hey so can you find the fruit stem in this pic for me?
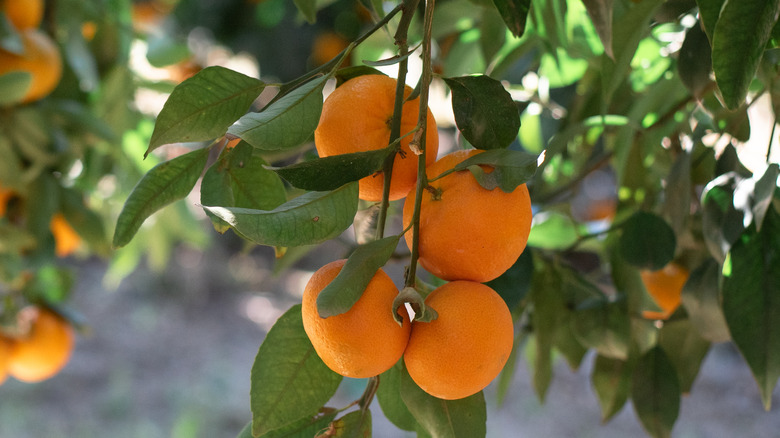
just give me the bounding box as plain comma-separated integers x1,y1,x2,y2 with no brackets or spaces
376,0,419,240
404,0,435,288
358,375,380,411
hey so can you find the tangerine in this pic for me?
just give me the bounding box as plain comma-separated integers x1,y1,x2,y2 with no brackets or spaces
640,262,689,320
0,335,14,385
402,149,533,282
314,74,439,202
301,259,411,378
1,0,44,30
0,28,62,103
403,281,514,400
50,213,81,257
8,307,75,383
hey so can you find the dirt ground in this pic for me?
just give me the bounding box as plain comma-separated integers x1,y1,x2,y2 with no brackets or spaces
1,235,778,438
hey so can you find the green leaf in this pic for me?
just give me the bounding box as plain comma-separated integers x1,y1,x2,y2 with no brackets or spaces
479,6,507,65
678,20,712,98
400,363,487,438
752,163,780,231
571,298,630,360
0,71,31,106
293,0,317,23
658,319,711,394
250,305,343,437
147,66,265,156
328,409,372,438
485,248,534,310
443,75,521,150
591,355,633,422
491,0,531,37
722,208,780,410
377,361,420,432
618,211,676,270
680,259,730,343
113,147,210,248
203,183,358,247
316,235,401,317
200,141,287,233
228,75,326,151
269,148,393,192
60,188,110,257
695,0,726,43
529,261,567,402
447,148,537,193
582,0,614,59
711,0,780,109
239,408,338,438
631,346,681,438
701,173,746,263
662,150,692,237
526,212,579,250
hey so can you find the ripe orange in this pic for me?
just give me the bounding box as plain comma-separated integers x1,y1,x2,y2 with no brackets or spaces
0,29,62,103
640,262,689,320
302,259,411,378
8,307,75,383
314,74,439,202
0,335,14,385
403,149,533,282
311,31,350,66
404,281,514,400
50,213,81,257
0,185,14,217
1,0,44,30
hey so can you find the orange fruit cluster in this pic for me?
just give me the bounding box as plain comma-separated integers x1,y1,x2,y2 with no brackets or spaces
0,0,62,104
314,75,439,202
0,306,76,385
640,262,689,320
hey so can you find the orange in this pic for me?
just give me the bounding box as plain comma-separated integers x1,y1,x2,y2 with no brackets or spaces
402,149,533,282
403,281,514,400
0,335,14,385
8,306,75,382
311,31,350,66
314,75,439,202
0,29,62,103
1,0,44,30
640,262,689,320
50,213,81,257
0,185,14,217
301,259,411,378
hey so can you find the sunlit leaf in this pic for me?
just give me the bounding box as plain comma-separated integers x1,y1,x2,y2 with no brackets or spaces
722,208,780,410
147,66,265,156
228,75,326,151
527,212,578,250
250,305,342,437
582,0,613,59
712,0,780,109
631,346,681,438
203,183,358,247
268,147,393,192
113,148,210,248
316,235,401,317
444,75,521,150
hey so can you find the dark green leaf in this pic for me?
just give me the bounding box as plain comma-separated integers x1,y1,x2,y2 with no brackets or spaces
711,0,780,109
113,148,210,248
240,408,338,438
591,355,633,422
228,75,326,151
147,66,265,156
444,75,521,150
329,409,372,438
491,0,530,37
293,0,317,23
631,346,681,438
0,71,31,106
572,298,630,360
377,361,420,432
618,211,676,270
722,208,780,410
201,141,287,232
680,259,730,343
250,305,343,437
316,235,401,317
695,0,726,43
529,261,567,402
582,0,614,59
60,188,110,257
662,150,692,237
752,163,779,231
269,148,393,192
446,148,537,192
678,21,712,98
658,319,711,394
400,363,487,438
485,249,533,310
203,183,358,247
701,173,746,263
334,66,385,86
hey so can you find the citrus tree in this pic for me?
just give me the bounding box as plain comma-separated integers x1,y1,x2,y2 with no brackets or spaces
2,0,780,437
